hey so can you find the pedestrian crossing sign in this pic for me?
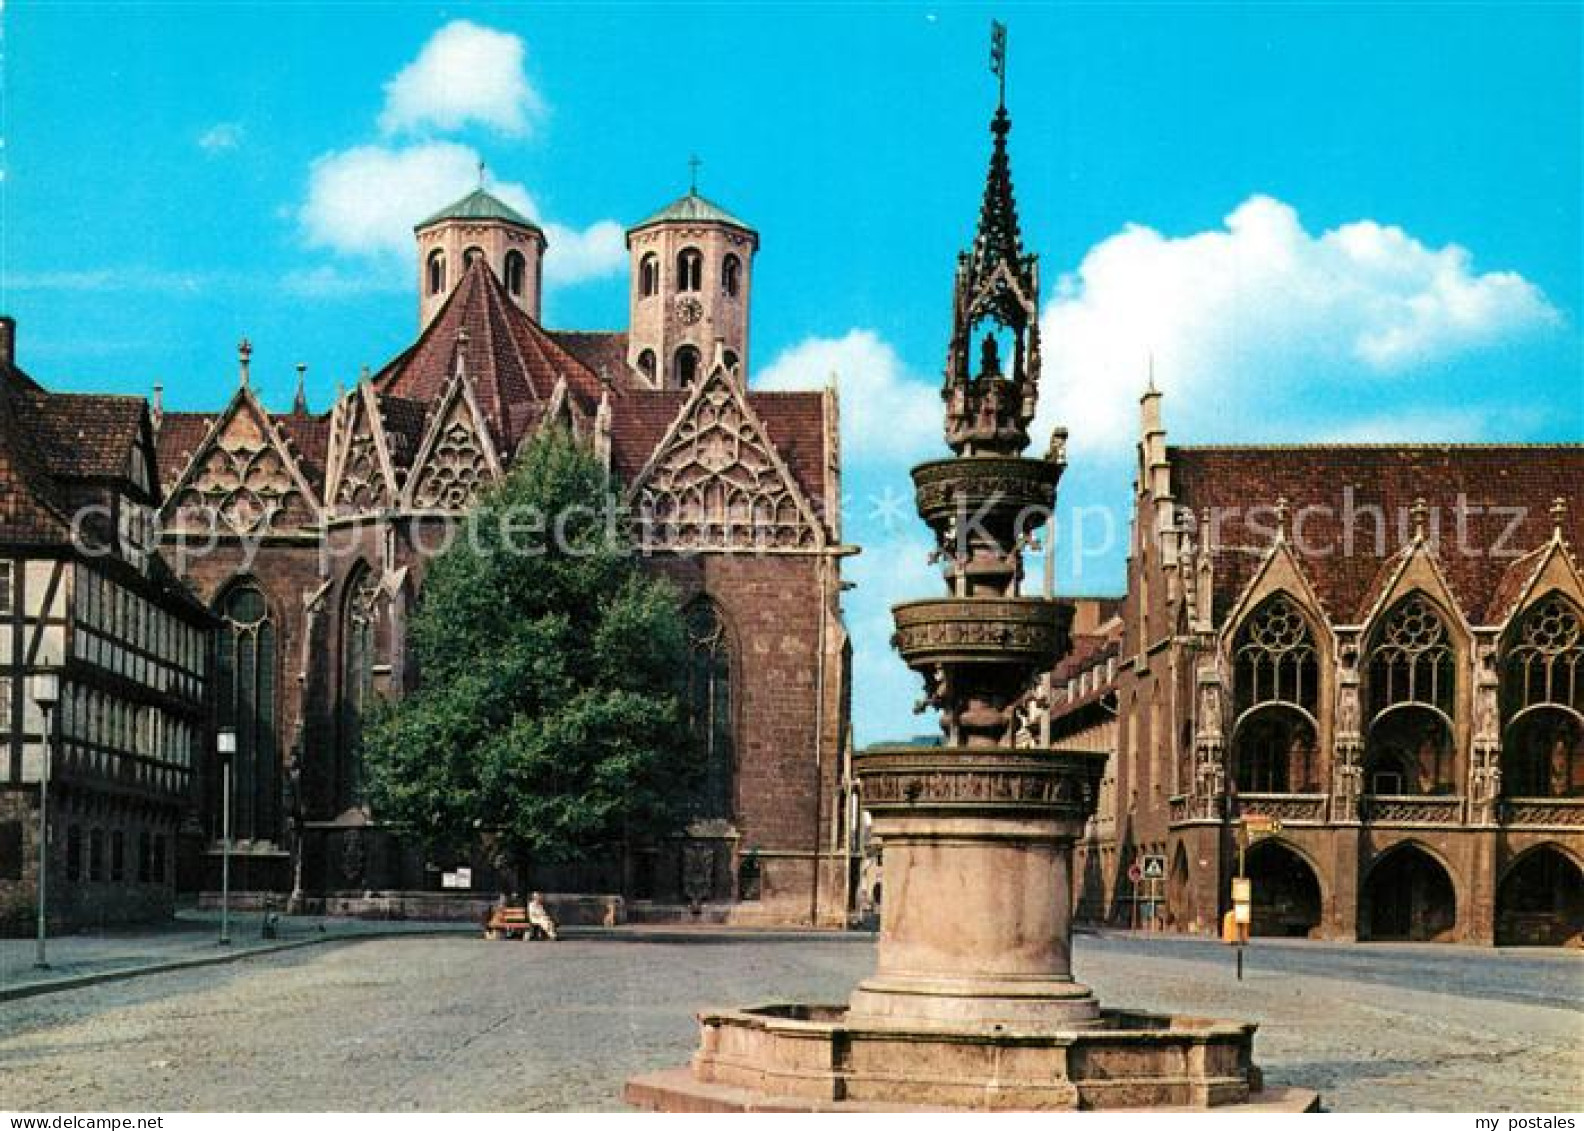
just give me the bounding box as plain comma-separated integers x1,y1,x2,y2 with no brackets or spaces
1140,855,1166,880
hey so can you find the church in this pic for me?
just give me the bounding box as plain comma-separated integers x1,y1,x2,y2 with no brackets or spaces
141,182,855,926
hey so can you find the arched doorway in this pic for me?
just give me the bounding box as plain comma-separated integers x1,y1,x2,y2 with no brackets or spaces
1245,840,1322,938
1496,846,1584,946
1360,844,1457,941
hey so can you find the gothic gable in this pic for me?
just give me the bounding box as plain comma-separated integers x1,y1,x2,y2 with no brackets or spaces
164,384,321,536
630,359,824,552
402,371,502,512
327,383,398,515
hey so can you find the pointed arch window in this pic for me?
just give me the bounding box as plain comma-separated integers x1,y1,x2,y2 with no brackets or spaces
686,600,734,821
1503,593,1584,797
722,254,741,297
1231,595,1320,794
504,250,526,297
1233,595,1319,717
216,582,278,843
640,253,660,297
1365,594,1457,795
674,346,701,389
677,247,703,293
339,566,387,812
427,250,446,296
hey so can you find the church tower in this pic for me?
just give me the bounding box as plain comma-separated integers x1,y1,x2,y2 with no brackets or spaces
415,186,546,328
626,186,758,389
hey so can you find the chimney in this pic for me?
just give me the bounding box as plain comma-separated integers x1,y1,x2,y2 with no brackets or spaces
0,316,15,368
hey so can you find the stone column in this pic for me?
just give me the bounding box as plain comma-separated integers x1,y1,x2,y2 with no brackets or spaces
848,748,1102,1027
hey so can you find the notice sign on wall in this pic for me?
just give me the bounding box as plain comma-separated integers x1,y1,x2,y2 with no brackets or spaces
441,867,473,890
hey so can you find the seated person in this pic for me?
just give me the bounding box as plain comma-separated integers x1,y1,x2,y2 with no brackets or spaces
527,891,559,941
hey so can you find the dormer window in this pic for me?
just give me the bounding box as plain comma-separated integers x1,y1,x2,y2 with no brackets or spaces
677,247,703,293
427,250,446,296
505,250,526,297
640,254,659,297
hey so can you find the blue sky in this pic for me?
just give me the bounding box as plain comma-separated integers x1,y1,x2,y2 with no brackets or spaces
2,3,1580,743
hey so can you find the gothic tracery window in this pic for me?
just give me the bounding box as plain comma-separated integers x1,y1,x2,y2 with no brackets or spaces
686,601,734,821
216,582,278,842
338,566,386,811
1230,595,1320,794
1365,593,1457,795
1503,592,1584,797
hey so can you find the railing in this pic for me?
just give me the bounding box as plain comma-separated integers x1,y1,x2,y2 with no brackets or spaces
1360,794,1464,825
1236,793,1328,824
1499,797,1584,828
1168,794,1223,824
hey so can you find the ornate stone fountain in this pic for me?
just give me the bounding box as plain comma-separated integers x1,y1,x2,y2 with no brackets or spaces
626,63,1318,1114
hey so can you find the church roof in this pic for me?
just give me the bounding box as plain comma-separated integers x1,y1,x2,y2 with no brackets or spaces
373,257,605,459
630,190,754,234
415,188,540,232
1170,443,1584,626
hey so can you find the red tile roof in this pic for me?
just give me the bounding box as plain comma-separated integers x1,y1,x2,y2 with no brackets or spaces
154,412,214,493
1171,444,1584,625
373,258,603,455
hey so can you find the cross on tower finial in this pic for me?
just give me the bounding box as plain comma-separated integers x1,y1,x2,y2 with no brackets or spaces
688,154,702,195
477,159,486,189
237,337,252,386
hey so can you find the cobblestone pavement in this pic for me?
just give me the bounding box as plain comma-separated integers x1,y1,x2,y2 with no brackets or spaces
1,931,1579,1112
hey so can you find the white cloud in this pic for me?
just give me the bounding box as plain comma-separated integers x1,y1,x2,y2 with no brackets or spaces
756,330,942,464
1036,195,1562,452
379,20,542,138
300,141,533,258
197,122,244,152
542,220,627,287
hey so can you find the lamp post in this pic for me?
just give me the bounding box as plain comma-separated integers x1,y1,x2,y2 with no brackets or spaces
30,671,60,971
217,727,236,946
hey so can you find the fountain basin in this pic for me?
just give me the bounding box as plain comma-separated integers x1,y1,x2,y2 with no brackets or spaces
624,1004,1320,1111
912,455,1064,535
891,597,1071,671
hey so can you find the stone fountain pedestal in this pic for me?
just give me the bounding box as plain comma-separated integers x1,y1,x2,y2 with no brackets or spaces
624,741,1318,1112
625,68,1317,1113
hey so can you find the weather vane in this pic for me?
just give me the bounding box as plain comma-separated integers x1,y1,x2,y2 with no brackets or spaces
990,19,1007,108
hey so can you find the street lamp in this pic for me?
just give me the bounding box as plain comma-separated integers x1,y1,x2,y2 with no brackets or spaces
216,727,237,946
29,671,60,971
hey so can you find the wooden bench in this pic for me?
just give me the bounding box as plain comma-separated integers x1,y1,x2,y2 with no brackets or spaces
484,906,533,940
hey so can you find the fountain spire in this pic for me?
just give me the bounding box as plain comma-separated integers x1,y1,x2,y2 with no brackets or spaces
944,34,1042,457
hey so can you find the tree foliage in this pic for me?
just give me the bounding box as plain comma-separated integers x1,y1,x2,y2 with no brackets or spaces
361,429,694,876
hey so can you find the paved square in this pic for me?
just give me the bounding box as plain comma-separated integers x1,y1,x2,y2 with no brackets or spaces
1,931,1579,1112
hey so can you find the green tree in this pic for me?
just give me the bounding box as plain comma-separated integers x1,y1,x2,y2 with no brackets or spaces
361,428,695,887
